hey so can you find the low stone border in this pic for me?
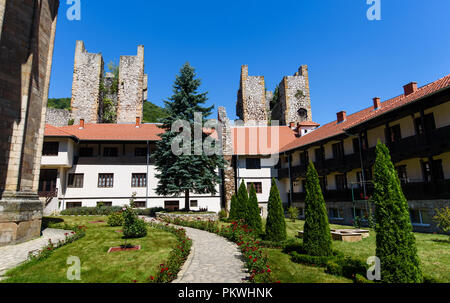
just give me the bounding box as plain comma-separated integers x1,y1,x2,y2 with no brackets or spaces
156,212,218,222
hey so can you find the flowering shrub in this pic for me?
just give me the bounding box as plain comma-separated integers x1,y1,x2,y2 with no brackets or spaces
162,217,273,283
28,224,86,262
146,222,192,283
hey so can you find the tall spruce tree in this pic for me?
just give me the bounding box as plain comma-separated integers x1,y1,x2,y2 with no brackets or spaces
235,180,249,221
152,63,225,211
303,162,333,256
373,141,422,283
247,183,263,234
265,178,287,241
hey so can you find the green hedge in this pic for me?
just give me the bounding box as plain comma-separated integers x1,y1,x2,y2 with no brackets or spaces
60,206,164,217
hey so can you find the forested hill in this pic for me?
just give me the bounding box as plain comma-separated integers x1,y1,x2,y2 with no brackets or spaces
47,98,168,123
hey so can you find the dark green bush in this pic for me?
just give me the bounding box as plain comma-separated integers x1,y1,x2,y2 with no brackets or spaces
372,142,422,283
265,178,287,242
303,162,333,257
290,251,332,267
247,184,263,234
122,206,147,238
107,212,124,227
340,257,368,279
218,209,228,220
60,206,123,216
325,261,343,276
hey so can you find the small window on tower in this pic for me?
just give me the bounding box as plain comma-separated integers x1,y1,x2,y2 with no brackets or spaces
298,108,308,120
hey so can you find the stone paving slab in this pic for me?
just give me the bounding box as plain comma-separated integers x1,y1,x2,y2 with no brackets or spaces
0,228,71,280
144,217,249,283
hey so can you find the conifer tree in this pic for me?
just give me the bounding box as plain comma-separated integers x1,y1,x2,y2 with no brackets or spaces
303,162,333,256
265,178,287,241
229,194,238,220
247,183,263,234
373,141,422,283
152,63,225,211
235,180,249,221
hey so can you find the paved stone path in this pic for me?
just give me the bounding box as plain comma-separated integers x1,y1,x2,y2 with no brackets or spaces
0,228,71,281
144,218,249,283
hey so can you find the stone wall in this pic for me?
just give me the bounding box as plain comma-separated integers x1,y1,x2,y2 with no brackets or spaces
236,65,268,124
45,108,72,126
0,0,60,246
70,41,104,124
156,212,219,222
273,65,312,125
117,45,146,124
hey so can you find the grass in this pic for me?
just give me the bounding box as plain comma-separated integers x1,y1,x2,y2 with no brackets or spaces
2,216,177,283
263,219,450,283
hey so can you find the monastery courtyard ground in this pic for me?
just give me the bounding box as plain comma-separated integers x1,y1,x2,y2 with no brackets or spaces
0,215,448,283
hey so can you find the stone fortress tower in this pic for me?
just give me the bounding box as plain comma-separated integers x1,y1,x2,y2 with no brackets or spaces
117,45,147,124
271,65,312,125
70,41,104,124
236,64,313,126
236,65,268,124
48,41,148,126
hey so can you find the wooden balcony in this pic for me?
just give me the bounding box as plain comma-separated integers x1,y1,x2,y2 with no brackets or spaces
279,125,450,180
288,180,450,203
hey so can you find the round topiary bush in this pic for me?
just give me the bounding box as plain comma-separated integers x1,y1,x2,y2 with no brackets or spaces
107,212,124,227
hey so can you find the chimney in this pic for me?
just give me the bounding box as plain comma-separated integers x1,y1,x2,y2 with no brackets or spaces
336,111,347,123
373,97,381,110
79,119,85,129
403,82,418,96
289,122,296,129
136,117,141,127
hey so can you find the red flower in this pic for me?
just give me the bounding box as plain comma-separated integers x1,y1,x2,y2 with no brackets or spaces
133,280,137,283
267,269,271,273
150,276,154,280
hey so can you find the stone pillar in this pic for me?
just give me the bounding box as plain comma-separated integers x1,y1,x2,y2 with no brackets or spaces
70,41,104,125
117,45,146,124
218,107,236,213
0,0,60,246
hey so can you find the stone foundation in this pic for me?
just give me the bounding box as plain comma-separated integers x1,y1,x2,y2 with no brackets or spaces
0,192,44,246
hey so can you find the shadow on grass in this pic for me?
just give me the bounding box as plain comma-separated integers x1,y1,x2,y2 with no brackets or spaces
431,238,450,244
41,217,65,231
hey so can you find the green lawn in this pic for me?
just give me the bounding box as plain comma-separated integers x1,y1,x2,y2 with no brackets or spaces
2,216,177,283
264,219,450,283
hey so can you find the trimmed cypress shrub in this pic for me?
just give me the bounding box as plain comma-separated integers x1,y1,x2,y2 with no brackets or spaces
372,141,422,283
265,178,287,241
235,180,249,222
229,195,238,220
303,162,333,256
247,183,263,234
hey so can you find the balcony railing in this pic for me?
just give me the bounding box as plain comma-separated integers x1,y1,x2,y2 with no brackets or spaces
279,124,450,179
288,180,450,203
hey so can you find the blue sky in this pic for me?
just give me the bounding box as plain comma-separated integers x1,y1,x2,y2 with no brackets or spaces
50,0,450,125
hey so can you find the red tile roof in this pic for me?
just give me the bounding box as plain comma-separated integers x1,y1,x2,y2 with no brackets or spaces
45,123,163,141
279,74,450,153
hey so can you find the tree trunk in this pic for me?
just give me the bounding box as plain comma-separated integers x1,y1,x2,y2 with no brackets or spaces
185,189,190,212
